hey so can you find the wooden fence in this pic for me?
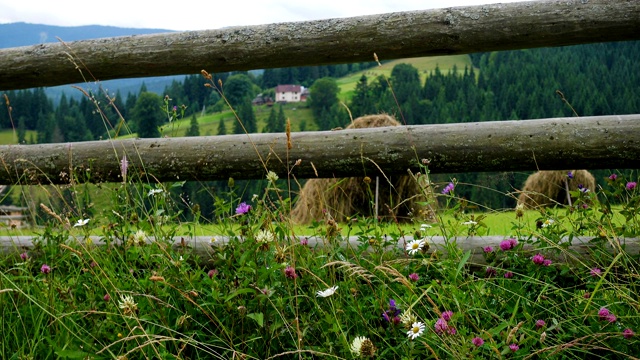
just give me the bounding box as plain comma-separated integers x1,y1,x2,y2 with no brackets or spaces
0,0,639,257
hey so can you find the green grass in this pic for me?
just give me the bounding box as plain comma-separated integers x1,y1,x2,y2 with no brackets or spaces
337,55,474,102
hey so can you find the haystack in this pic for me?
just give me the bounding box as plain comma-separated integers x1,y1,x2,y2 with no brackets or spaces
517,170,596,208
290,114,435,223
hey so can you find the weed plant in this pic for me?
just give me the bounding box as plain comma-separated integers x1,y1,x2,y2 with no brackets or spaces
0,67,638,360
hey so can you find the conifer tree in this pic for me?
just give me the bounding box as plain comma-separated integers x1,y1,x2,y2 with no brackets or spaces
185,114,200,136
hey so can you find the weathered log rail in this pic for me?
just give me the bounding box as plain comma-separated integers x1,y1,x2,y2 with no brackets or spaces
0,0,639,90
3,235,637,265
0,115,638,184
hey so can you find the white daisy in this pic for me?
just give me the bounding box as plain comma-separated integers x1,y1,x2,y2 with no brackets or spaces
73,218,90,227
407,321,425,340
405,239,425,255
316,285,338,298
542,219,555,228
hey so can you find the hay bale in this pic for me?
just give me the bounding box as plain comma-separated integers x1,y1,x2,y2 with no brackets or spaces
517,170,596,208
291,114,435,223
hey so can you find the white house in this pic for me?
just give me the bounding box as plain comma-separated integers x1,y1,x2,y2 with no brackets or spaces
275,84,308,103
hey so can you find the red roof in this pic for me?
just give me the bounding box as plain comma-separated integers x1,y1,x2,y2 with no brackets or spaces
275,84,302,93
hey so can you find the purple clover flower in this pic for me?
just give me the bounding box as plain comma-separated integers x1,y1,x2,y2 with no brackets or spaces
434,318,448,335
606,314,617,323
590,268,602,277
208,269,218,279
623,328,635,339
504,271,514,279
235,202,251,215
598,307,610,320
609,174,618,181
486,267,497,277
627,182,637,190
441,182,455,195
499,238,518,251
408,273,419,282
483,246,494,253
532,253,545,265
472,337,484,347
284,265,297,279
543,259,553,266
441,311,453,321
535,319,546,329
20,252,28,261
509,344,519,352
300,237,309,246
40,264,51,274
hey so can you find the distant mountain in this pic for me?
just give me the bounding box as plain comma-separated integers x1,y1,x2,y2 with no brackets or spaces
0,22,186,100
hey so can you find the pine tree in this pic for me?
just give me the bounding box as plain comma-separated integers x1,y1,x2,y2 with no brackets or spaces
263,106,277,133
275,104,286,132
132,92,162,138
233,99,257,134
185,114,200,136
217,119,227,135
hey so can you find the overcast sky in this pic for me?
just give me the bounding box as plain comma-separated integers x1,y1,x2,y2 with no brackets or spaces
0,0,522,31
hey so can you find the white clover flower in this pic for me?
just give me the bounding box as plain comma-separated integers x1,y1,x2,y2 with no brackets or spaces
420,223,432,230
266,171,279,183
400,310,418,327
405,239,425,255
462,220,478,225
148,188,164,196
542,219,555,228
350,336,366,355
118,294,138,316
256,229,275,244
73,218,90,227
133,229,146,245
316,285,338,298
407,321,425,340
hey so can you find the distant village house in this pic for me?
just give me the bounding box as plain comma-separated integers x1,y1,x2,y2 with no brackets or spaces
275,85,309,103
0,205,28,228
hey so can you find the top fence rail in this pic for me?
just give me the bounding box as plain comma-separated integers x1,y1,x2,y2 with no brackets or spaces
0,0,639,91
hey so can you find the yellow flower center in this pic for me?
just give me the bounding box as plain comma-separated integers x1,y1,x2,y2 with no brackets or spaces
412,243,419,249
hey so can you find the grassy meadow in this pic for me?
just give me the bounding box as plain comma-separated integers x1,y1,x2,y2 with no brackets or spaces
0,55,638,359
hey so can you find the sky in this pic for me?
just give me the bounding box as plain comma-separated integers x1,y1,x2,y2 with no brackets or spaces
0,0,522,31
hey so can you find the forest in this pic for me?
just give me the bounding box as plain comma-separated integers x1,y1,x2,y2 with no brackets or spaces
1,41,638,219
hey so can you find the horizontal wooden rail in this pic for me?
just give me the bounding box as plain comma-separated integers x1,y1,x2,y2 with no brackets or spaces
2,235,636,266
0,115,638,185
1,0,639,90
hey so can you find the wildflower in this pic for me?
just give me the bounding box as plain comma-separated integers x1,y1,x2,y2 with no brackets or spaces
235,202,251,215
499,238,518,251
590,268,602,277
578,184,589,193
40,264,51,274
434,318,449,335
350,336,376,357
626,181,637,190
606,314,617,323
103,294,110,302
532,253,545,265
73,218,90,227
405,239,425,255
131,229,146,246
284,265,297,279
448,327,457,335
515,203,525,218
583,292,591,299
485,267,497,277
509,343,519,352
483,246,493,253
316,286,338,298
441,182,455,195
120,155,128,180
407,322,425,339
462,220,477,225
256,229,275,244
598,307,611,320
383,299,401,323
207,269,218,278
623,328,635,339
148,188,163,196
400,310,417,327
300,237,309,246
504,271,514,279
90,261,98,268
543,259,553,266
441,311,454,321
472,337,484,347
535,319,546,329
541,219,554,228
266,171,279,183
19,252,28,261
567,171,574,179
118,294,138,316
420,223,432,230
408,273,419,282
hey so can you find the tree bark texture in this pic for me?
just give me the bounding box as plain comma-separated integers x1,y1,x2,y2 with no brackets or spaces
2,235,636,266
0,115,638,185
0,0,638,90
